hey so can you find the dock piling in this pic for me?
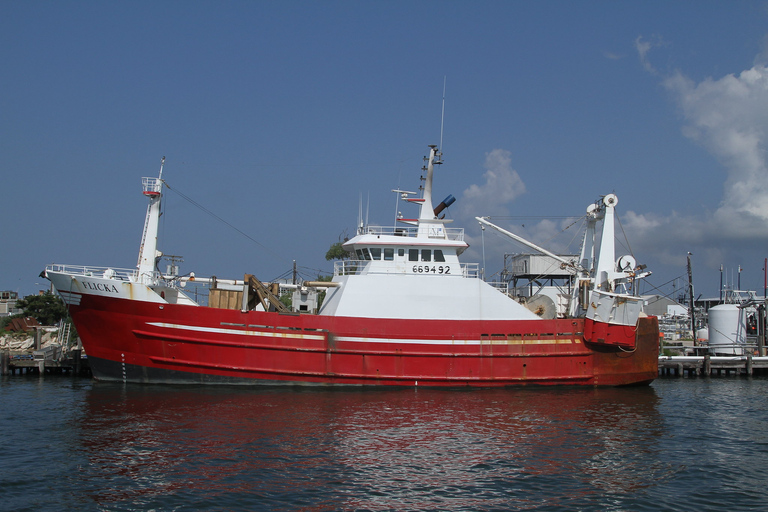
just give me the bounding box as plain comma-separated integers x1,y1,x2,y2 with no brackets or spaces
72,349,81,375
659,355,768,378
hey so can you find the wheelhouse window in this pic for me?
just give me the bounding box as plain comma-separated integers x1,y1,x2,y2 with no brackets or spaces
370,248,382,260
408,249,419,261
384,248,394,261
421,249,431,262
434,249,445,262
398,248,405,257
361,248,372,260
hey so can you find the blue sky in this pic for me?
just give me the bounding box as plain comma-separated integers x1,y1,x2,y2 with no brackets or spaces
3,1,768,301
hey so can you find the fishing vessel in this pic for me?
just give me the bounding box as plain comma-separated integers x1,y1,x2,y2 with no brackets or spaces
44,146,659,386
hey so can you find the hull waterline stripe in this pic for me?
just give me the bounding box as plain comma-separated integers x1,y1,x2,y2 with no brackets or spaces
336,336,577,346
146,322,578,347
146,322,326,341
133,329,592,357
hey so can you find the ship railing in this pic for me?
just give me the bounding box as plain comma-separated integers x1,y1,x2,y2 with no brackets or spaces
487,281,510,293
363,225,465,241
463,263,480,278
334,260,479,278
142,177,163,194
46,264,139,282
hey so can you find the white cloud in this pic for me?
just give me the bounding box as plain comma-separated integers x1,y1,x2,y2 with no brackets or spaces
454,149,531,272
459,149,526,219
664,66,768,226
459,44,768,290
635,35,666,75
627,42,768,288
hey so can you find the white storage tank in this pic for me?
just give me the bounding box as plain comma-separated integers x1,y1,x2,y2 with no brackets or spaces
707,304,746,356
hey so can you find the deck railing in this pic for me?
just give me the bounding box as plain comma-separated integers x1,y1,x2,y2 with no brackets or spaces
362,225,465,241
46,264,139,281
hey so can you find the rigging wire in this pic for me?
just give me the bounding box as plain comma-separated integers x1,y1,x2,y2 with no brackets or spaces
162,181,338,282
482,215,577,220
297,266,330,277
615,213,634,257
483,213,589,254
271,265,329,283
565,217,586,252
639,274,689,300
162,181,291,266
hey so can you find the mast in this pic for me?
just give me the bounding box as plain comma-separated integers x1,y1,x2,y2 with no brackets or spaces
594,194,618,291
418,145,440,220
136,157,165,284
687,252,696,337
579,203,599,276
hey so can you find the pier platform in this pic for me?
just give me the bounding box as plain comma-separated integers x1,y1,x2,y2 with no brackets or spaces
658,355,768,377
1,349,91,377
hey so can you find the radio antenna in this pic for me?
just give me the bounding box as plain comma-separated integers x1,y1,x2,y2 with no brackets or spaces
439,76,446,150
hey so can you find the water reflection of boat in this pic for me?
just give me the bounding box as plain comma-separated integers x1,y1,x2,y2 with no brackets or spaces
77,385,669,510
46,146,658,386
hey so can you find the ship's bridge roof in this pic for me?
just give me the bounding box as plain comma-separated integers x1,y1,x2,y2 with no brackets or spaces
343,225,468,250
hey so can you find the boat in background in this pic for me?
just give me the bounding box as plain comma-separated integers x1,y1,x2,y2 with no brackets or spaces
44,146,658,386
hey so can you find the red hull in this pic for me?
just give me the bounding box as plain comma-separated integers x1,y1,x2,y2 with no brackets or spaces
70,294,659,387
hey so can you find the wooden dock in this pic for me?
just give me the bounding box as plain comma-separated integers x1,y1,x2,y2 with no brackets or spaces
658,355,768,377
1,349,91,377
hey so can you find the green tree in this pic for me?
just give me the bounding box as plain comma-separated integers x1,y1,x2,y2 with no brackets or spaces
15,291,68,325
325,241,349,261
325,232,351,261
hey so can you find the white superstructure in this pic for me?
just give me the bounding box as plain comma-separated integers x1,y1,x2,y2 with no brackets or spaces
318,146,540,320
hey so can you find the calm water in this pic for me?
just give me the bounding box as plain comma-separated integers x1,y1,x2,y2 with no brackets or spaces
1,375,767,511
